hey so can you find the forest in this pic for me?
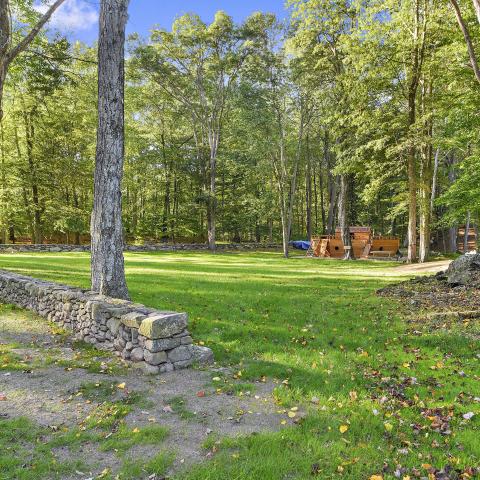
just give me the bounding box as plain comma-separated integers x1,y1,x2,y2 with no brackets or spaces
0,0,479,262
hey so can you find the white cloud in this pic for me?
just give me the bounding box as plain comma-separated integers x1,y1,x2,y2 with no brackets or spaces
34,0,98,32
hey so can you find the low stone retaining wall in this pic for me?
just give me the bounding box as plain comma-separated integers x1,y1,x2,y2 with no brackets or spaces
0,270,213,374
0,243,280,253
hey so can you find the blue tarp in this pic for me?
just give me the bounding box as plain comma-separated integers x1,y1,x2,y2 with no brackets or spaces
290,240,311,250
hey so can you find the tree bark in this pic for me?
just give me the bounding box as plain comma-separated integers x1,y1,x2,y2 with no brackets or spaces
337,174,354,260
419,80,433,263
430,148,440,212
464,211,471,252
447,153,457,253
305,135,312,240
91,0,130,300
207,130,219,251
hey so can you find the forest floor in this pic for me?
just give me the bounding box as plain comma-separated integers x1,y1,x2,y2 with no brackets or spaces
0,252,478,480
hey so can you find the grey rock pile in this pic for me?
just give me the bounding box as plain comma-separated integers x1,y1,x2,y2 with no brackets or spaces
446,253,480,287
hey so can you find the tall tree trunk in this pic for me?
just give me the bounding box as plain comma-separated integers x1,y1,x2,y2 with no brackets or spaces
406,0,427,263
407,88,418,263
464,211,471,252
430,147,440,212
338,175,354,260
207,130,219,251
447,153,457,253
419,79,433,263
160,131,171,242
23,109,42,244
305,135,312,240
0,117,6,243
91,0,130,300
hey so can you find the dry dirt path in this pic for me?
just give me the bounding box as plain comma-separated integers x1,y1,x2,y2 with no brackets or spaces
0,306,292,479
388,259,452,275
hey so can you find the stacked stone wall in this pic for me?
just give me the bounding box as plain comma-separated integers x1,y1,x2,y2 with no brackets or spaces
0,270,213,374
0,243,280,253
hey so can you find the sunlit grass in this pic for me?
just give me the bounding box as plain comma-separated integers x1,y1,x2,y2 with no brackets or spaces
0,251,478,479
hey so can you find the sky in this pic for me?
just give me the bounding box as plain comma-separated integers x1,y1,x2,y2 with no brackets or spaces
37,0,288,45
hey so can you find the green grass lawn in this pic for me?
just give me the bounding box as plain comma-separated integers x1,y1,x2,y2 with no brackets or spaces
0,251,478,479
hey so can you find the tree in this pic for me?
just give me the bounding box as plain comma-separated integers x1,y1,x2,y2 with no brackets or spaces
132,12,267,250
0,0,66,120
90,0,130,299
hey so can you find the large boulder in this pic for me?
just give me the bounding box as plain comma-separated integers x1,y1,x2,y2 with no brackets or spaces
446,254,480,286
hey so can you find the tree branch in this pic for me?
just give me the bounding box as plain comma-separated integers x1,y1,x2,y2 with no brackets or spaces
449,0,480,84
5,0,66,67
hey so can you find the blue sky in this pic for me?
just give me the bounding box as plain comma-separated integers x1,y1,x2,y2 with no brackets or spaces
40,0,288,44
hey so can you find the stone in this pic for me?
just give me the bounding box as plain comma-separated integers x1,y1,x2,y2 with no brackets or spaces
130,347,144,362
120,311,146,328
159,362,174,373
173,358,193,369
143,363,160,375
144,337,181,353
125,341,133,351
180,335,193,345
167,345,192,363
446,254,480,286
190,345,214,365
138,312,188,339
144,349,167,365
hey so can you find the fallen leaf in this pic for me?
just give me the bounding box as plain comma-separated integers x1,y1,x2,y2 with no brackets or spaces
132,427,140,433
117,382,126,390
463,412,474,420
370,476,383,480
339,425,348,433
287,411,296,418
162,405,174,413
349,391,358,401
0,393,6,401
196,391,205,397
384,422,393,432
212,377,221,382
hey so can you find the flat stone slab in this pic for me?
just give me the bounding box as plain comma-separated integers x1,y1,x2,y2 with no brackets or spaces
138,312,188,339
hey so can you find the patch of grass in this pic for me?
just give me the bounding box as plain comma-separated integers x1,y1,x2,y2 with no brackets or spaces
99,423,169,454
0,417,87,479
0,343,26,371
1,252,478,478
46,340,126,374
76,381,117,402
167,396,196,420
117,451,174,479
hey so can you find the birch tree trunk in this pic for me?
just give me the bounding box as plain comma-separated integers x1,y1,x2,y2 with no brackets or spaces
91,0,130,300
447,153,457,253
430,148,440,212
464,211,471,252
337,174,354,260
305,135,313,240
